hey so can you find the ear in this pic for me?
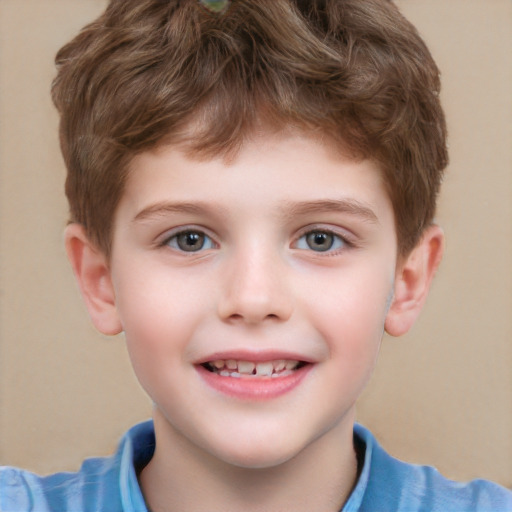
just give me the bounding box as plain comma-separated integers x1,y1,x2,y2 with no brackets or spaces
385,225,444,337
64,224,123,335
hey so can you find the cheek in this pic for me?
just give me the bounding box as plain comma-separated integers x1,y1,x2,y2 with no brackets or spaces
112,267,208,376
304,263,394,357
114,258,206,327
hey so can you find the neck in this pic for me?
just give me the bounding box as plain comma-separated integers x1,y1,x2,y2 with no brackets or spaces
139,409,358,512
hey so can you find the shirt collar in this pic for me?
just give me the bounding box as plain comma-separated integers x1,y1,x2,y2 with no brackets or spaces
341,423,373,512
115,420,373,512
118,420,155,512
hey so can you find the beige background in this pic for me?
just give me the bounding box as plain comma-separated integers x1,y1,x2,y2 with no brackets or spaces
0,0,511,488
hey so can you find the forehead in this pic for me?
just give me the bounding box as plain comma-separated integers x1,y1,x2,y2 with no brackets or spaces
117,130,394,236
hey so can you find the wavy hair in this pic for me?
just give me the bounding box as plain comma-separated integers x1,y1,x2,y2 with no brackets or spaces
52,0,447,256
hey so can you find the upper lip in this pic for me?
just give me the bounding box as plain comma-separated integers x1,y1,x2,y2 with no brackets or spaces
195,349,316,365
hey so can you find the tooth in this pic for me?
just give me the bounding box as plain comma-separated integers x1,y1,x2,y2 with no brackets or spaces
272,370,293,378
219,370,230,377
273,360,286,372
237,361,255,374
212,360,225,369
255,362,273,376
226,359,237,370
285,360,299,370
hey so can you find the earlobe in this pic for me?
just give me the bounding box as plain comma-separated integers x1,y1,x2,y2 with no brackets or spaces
64,224,123,335
385,225,444,337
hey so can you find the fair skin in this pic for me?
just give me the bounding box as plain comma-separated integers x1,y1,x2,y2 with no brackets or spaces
66,130,443,512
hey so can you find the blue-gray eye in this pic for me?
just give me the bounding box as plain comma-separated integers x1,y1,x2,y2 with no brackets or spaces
296,230,345,252
166,230,215,252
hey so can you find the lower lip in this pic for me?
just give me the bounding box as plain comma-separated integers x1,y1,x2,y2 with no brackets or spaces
196,364,313,400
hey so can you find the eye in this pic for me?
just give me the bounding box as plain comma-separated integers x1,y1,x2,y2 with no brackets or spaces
295,230,347,252
163,230,216,252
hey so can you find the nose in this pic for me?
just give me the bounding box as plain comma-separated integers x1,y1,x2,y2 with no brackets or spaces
217,246,293,325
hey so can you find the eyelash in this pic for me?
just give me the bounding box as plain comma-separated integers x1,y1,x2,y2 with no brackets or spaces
293,228,354,254
159,228,217,253
158,226,354,255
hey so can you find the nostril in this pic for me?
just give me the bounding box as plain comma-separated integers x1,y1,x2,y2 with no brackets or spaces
226,312,281,324
217,278,293,324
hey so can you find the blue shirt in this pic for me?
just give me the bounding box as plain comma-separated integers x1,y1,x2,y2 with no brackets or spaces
1,420,511,511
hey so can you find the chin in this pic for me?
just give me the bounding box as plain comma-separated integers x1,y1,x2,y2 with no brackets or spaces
220,448,297,470
207,432,307,470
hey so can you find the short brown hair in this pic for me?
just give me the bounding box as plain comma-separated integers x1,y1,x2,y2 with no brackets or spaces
52,0,448,256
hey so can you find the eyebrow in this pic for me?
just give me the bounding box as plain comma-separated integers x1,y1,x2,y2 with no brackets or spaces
281,199,379,223
133,201,228,222
133,198,379,224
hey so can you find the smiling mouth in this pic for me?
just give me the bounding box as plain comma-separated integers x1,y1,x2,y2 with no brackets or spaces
202,359,308,378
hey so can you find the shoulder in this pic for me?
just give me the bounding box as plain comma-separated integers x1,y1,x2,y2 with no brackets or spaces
350,424,512,512
0,454,122,512
0,420,154,512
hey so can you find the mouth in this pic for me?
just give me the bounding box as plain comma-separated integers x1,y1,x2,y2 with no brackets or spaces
196,353,314,400
201,359,308,379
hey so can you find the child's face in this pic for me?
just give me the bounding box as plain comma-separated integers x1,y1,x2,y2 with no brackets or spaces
108,131,398,468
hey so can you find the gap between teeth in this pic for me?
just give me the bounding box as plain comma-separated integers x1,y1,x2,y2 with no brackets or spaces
207,359,301,378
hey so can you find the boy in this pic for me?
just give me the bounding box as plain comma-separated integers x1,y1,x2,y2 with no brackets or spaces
1,0,511,511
